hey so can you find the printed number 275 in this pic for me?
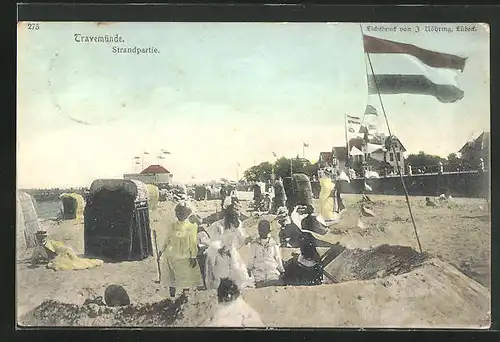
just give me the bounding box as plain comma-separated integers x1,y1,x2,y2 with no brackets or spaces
28,23,40,30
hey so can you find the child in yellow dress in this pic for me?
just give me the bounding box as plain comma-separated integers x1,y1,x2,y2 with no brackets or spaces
159,202,203,298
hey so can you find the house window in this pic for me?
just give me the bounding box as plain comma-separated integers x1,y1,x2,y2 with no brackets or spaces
390,153,394,162
396,152,401,161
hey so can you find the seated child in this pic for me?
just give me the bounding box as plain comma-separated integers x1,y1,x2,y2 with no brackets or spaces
205,278,264,327
247,220,285,288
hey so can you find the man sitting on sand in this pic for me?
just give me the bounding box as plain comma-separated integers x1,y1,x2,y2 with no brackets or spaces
425,197,437,207
205,278,264,327
247,220,285,288
281,232,324,286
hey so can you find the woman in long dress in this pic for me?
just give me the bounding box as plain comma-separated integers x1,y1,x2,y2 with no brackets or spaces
203,204,254,290
159,202,203,298
319,168,338,223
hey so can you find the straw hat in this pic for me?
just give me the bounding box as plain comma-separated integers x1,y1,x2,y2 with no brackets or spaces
276,207,289,218
324,167,334,176
175,201,193,218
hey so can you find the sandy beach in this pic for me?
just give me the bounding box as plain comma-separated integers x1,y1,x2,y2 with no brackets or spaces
16,194,491,327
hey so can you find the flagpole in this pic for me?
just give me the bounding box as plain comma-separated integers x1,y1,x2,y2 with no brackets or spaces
360,24,423,253
344,114,350,165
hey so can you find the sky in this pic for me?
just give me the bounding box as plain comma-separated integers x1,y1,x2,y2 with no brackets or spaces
17,22,490,188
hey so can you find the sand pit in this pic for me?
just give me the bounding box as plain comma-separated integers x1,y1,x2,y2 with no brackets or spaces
18,244,490,328
323,244,429,283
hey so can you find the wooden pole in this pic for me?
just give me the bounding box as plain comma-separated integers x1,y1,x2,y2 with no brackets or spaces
153,230,161,283
361,24,423,253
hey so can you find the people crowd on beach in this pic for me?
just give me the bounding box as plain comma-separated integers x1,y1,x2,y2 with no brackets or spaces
157,170,349,307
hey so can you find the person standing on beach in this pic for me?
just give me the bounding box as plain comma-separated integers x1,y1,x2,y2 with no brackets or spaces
159,201,203,298
220,184,228,210
203,204,254,290
196,223,210,290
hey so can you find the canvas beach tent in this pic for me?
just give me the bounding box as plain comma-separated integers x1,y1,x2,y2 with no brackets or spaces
84,179,153,261
194,185,208,201
146,184,160,210
17,191,41,250
283,173,314,213
59,193,85,220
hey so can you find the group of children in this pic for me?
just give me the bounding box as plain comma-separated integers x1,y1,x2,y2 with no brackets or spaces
158,200,291,299
158,195,336,299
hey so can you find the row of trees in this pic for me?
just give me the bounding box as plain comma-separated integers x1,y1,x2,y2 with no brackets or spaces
241,152,483,182
242,157,319,183
406,151,482,173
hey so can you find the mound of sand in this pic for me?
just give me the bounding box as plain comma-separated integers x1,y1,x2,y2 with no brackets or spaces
19,296,189,327
240,258,490,328
19,245,490,328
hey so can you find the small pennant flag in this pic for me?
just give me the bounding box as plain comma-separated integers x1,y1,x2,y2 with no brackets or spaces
144,151,150,155
365,104,378,115
158,156,165,159
161,149,171,154
272,152,277,157
237,162,241,166
135,161,140,165
134,156,140,159
303,143,309,147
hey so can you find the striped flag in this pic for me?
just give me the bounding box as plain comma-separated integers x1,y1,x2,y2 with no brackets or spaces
363,35,467,103
346,115,364,139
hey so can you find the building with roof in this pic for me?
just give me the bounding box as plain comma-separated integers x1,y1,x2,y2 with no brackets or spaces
318,134,407,178
123,164,173,187
458,132,490,170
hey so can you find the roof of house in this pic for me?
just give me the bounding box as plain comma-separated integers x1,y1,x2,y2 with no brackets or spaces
319,152,333,163
333,147,348,160
459,131,490,153
348,138,365,151
140,165,171,174
389,136,407,152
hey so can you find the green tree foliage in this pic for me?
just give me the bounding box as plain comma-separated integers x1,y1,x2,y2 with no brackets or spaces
406,151,472,173
243,157,318,182
446,153,472,172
